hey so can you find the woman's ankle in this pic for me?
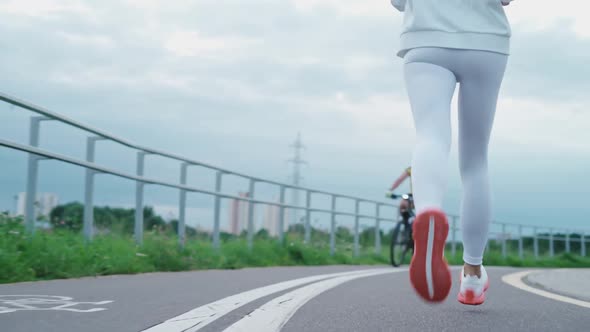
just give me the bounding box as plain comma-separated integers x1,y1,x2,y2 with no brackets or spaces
463,263,482,278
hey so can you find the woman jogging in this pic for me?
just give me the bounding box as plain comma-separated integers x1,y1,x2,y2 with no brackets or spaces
390,0,514,305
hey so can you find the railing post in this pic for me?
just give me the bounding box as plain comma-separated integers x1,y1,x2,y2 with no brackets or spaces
533,227,539,259
134,151,147,245
25,116,47,235
549,228,554,257
582,232,586,257
83,136,103,242
375,204,381,255
178,162,188,247
354,199,360,257
247,179,256,250
330,195,336,256
565,231,570,253
451,216,457,258
518,225,523,259
304,190,311,244
278,185,286,243
502,223,507,258
212,171,223,249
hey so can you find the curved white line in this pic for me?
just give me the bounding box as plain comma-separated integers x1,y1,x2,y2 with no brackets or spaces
223,269,406,332
502,271,590,309
143,268,393,332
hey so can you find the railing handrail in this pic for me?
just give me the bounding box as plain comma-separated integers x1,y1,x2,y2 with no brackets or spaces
0,138,398,222
0,92,390,205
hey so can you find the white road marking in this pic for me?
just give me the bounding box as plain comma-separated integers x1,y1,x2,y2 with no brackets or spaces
223,268,406,332
142,268,394,332
0,295,113,314
502,271,590,309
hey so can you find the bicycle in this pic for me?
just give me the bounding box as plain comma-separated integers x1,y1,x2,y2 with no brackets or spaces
386,192,415,267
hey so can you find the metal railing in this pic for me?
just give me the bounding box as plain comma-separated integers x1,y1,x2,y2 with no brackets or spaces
447,217,587,260
0,92,588,259
0,92,398,256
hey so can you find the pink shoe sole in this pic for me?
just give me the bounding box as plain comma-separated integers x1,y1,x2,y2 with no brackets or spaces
409,209,452,303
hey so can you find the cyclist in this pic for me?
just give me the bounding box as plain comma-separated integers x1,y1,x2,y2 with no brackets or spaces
389,166,413,221
390,0,514,305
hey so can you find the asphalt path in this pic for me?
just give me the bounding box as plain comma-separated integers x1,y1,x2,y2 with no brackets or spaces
1,266,588,332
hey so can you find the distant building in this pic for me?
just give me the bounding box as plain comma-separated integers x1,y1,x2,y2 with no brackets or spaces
229,192,250,235
14,192,59,219
263,198,280,237
14,193,25,217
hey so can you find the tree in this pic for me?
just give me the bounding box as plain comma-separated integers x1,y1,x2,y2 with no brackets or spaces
288,223,305,235
144,206,166,231
50,202,83,232
336,226,353,242
255,228,270,240
359,227,384,247
49,202,168,234
167,220,197,237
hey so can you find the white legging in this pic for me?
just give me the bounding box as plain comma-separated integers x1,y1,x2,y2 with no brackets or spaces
403,47,508,265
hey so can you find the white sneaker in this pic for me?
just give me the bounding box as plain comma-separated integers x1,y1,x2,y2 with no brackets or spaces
457,265,489,305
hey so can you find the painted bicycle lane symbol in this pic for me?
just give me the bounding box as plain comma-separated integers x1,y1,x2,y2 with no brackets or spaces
0,295,113,314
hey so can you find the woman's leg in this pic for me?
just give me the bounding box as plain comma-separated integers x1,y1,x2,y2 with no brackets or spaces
404,62,456,214
457,52,508,273
403,57,456,302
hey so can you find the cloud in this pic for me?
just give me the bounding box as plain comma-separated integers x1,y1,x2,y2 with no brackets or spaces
292,0,394,17
0,0,93,19
492,96,590,153
504,24,590,102
507,0,590,38
164,30,261,58
57,31,114,49
0,0,589,230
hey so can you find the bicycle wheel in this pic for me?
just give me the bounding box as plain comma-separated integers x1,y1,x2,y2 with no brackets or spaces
390,222,410,267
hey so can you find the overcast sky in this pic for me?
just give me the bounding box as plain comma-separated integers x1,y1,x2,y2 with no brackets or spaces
1,0,589,235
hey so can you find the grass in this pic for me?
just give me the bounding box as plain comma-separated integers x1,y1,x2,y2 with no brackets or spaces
1,218,589,284
0,220,387,284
